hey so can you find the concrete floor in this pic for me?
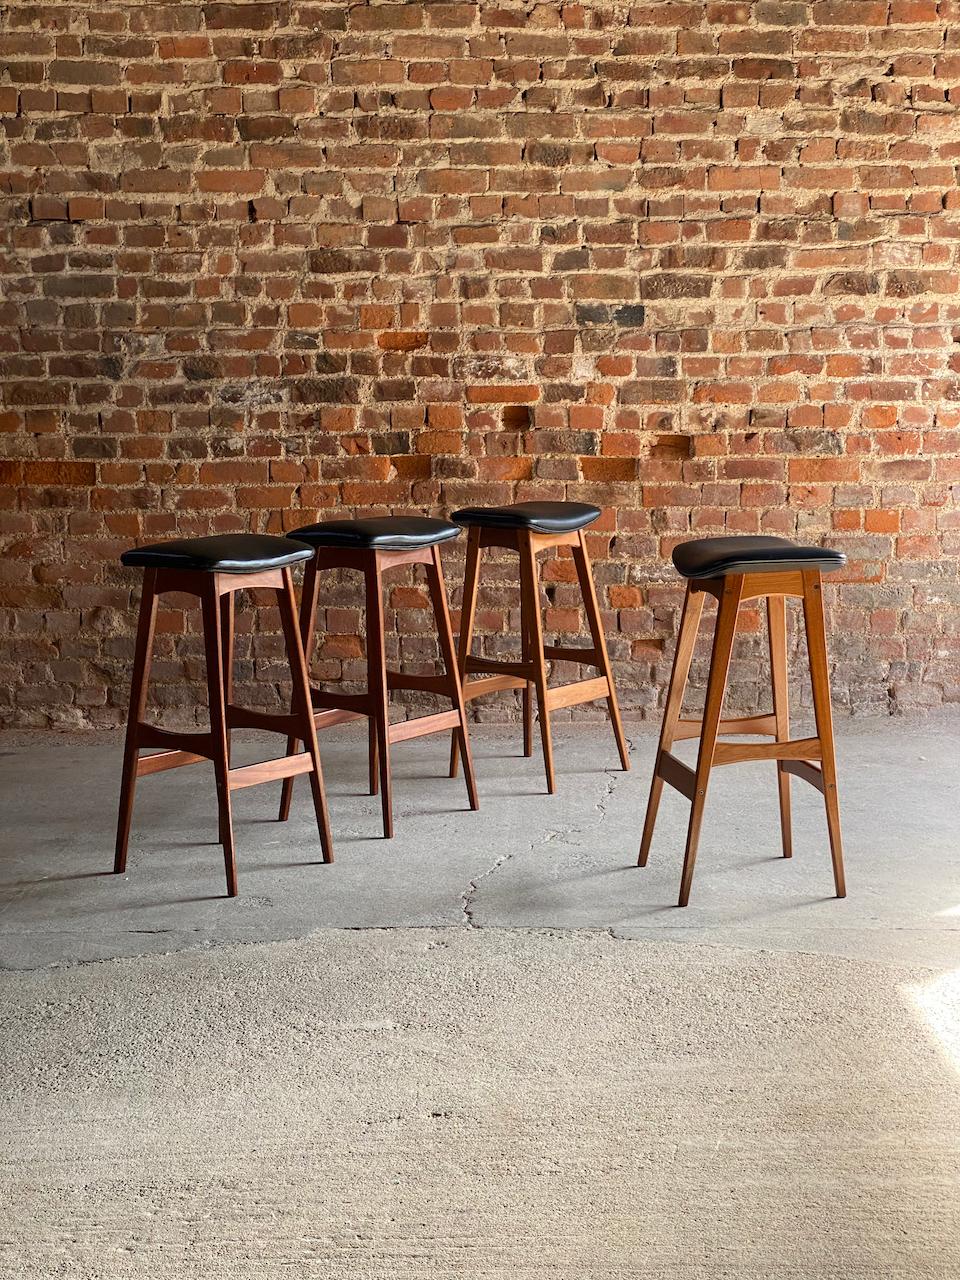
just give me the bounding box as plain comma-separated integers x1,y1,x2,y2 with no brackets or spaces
2,715,960,1276
1,713,959,971
5,927,959,1278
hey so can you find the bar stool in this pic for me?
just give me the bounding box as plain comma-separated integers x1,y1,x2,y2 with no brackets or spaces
638,535,847,906
448,501,630,793
114,533,333,897
279,516,478,838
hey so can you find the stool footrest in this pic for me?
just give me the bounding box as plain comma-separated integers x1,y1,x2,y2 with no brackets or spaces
136,747,212,777
675,713,777,741
310,689,371,714
314,708,365,731
464,655,532,680
542,645,601,667
657,750,697,801
386,671,452,696
136,724,214,756
306,705,462,743
783,759,826,794
462,674,527,701
545,675,610,711
229,752,314,790
388,709,461,743
713,737,821,767
226,706,300,735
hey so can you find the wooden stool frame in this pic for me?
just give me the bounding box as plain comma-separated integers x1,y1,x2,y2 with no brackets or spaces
449,525,630,794
279,543,478,838
638,567,846,907
114,565,333,898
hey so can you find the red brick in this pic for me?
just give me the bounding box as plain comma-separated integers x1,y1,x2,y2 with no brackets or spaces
204,4,280,29
158,36,210,58
865,510,900,533
22,461,96,486
31,196,68,220
466,385,540,404
377,331,429,351
708,165,782,190
223,60,281,85
430,86,474,110
68,196,104,220
278,86,315,113
196,169,266,193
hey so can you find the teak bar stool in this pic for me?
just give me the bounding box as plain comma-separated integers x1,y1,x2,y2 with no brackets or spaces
448,501,630,793
115,533,333,897
279,516,479,838
638,535,847,907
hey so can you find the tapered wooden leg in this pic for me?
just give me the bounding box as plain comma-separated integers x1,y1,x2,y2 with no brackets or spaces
449,527,481,779
767,593,793,860
201,582,238,897
366,559,393,837
427,545,479,811
218,590,235,842
521,583,533,758
519,532,555,794
678,576,743,907
638,584,705,867
221,590,235,738
277,567,333,863
279,558,320,822
114,569,159,874
802,570,846,898
573,530,630,772
368,716,379,796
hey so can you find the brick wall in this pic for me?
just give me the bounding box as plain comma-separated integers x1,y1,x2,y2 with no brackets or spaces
2,0,960,728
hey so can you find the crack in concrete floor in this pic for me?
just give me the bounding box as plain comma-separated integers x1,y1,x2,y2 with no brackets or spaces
459,733,633,927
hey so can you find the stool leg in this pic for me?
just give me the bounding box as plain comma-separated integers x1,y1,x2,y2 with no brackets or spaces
277,567,333,863
678,576,743,907
201,581,238,898
767,593,793,859
638,584,704,867
802,570,846,898
114,569,158,874
279,559,320,823
521,588,534,758
368,717,379,796
366,558,393,837
427,544,479,812
449,527,481,780
221,590,235,747
573,529,630,771
519,531,555,794
218,590,235,844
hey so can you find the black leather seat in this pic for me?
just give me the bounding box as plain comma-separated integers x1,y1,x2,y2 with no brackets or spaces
451,501,601,534
120,533,313,573
290,516,460,550
672,536,846,580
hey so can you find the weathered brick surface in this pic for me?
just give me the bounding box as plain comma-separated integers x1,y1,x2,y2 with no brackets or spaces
2,1,960,727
